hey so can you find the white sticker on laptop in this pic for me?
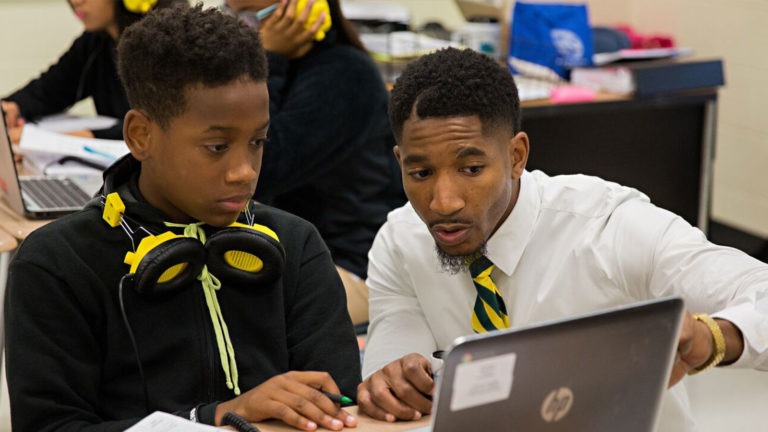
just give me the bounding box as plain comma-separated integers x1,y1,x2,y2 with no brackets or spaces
449,352,516,411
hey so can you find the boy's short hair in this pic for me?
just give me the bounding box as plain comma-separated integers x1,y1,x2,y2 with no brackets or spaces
118,4,268,128
114,0,188,35
389,47,520,141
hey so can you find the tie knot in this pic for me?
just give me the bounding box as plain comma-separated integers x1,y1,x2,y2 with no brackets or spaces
469,255,494,279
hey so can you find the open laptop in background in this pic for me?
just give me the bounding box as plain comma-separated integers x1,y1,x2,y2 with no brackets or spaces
409,297,684,432
0,110,92,219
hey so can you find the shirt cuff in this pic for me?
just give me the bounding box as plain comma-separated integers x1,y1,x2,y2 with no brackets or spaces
712,302,768,368
197,402,220,426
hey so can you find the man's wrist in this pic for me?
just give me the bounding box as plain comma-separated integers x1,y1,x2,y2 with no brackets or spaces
687,313,726,375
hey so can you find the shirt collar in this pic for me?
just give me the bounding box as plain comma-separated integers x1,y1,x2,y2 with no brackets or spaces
485,170,540,276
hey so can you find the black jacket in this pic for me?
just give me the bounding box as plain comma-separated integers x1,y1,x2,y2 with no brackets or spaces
3,31,128,140
256,31,405,278
4,158,361,431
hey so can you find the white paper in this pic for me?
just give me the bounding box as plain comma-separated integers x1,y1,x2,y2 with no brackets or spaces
124,411,226,432
35,113,119,134
449,352,516,411
19,124,128,163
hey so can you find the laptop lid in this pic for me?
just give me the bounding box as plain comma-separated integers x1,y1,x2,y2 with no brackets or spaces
0,108,91,219
0,109,32,217
415,297,684,432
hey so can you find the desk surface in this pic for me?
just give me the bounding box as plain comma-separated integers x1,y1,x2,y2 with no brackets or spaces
0,199,51,240
254,407,430,432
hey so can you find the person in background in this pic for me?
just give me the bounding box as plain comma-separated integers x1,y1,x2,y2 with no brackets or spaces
223,0,406,327
357,47,767,431
1,0,187,143
5,5,360,431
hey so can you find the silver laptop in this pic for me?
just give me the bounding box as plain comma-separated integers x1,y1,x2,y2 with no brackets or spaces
0,109,92,219
409,297,684,432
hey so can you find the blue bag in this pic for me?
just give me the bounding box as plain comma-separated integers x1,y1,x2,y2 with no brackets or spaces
508,2,594,79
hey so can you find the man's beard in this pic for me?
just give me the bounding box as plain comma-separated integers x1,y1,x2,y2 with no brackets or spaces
435,241,488,275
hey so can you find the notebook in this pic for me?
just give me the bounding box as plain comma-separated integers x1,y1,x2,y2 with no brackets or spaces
0,110,92,219
408,297,684,432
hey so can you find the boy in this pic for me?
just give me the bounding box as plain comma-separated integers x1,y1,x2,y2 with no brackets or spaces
5,5,360,431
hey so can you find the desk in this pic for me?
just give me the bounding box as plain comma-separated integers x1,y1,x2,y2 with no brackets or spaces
254,407,430,432
521,88,717,232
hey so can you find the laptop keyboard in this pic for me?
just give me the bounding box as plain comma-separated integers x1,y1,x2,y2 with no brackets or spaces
22,177,91,210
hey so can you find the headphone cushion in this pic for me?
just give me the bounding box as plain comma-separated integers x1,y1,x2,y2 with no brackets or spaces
206,228,286,287
131,237,206,295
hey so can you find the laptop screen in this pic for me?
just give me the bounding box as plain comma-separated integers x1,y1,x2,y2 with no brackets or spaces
0,106,29,217
421,297,684,432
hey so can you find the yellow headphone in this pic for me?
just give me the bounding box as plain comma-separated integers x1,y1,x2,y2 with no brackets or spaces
122,0,158,14
103,192,286,295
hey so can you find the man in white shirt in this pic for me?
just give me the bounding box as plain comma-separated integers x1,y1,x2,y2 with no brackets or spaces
357,47,768,431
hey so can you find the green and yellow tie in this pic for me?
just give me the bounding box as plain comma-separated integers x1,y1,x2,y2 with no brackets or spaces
470,256,510,333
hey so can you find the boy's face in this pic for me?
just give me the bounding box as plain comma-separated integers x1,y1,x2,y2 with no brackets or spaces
134,79,269,227
394,115,527,258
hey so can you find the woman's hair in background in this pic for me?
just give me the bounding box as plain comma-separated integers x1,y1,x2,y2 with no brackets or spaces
327,0,366,52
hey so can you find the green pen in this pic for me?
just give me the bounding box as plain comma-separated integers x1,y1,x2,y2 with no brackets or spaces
322,391,354,405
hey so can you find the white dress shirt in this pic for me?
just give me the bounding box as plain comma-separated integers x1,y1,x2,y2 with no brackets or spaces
363,170,768,432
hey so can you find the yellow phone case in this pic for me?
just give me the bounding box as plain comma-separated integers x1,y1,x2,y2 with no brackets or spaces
296,0,332,41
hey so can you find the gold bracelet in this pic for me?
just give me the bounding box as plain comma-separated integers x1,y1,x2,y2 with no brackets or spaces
687,313,726,375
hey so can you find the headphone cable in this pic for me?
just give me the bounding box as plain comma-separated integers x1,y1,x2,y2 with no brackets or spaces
118,275,151,415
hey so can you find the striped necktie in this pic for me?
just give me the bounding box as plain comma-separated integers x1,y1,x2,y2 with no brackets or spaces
470,255,510,333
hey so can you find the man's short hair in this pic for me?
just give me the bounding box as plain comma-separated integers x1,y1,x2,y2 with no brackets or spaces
118,4,268,128
389,47,520,141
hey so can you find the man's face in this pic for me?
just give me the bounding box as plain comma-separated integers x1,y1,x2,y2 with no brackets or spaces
137,79,269,227
395,115,527,258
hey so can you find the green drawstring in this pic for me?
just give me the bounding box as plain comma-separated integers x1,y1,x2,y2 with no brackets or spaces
166,222,241,395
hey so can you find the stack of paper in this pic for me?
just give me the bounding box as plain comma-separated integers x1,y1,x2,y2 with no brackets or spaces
18,124,129,176
124,411,226,431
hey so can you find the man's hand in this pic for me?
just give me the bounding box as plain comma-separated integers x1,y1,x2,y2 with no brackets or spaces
259,0,326,59
669,313,743,387
669,312,713,387
214,371,357,431
357,353,434,422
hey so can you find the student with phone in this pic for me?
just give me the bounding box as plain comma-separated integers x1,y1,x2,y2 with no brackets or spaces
1,0,186,144
223,0,406,327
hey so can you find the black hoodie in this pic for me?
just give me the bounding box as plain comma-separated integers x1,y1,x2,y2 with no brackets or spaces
4,157,361,431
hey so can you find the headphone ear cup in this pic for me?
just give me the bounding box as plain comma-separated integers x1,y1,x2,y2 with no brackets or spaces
128,237,206,295
206,228,287,287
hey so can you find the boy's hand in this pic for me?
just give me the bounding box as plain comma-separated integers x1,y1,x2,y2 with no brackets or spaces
215,371,357,431
259,0,326,59
357,353,433,422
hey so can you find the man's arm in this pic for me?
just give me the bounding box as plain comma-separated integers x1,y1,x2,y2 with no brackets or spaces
609,200,768,375
358,220,438,421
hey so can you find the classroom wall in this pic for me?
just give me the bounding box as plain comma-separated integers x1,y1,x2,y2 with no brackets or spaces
1,0,766,237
